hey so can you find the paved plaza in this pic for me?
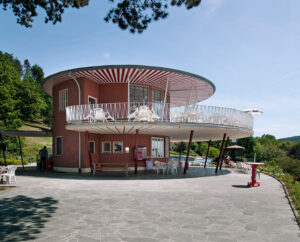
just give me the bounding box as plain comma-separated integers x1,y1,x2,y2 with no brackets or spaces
0,167,299,242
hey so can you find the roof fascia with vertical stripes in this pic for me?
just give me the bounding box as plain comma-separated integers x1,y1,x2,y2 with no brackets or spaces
43,65,216,106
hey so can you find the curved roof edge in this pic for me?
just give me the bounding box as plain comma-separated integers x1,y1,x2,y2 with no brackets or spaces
43,64,216,105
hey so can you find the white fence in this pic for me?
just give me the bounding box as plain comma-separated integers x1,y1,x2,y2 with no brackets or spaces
66,102,253,130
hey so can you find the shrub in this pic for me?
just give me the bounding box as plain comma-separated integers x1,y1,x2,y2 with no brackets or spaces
275,156,300,179
208,147,219,159
0,158,28,166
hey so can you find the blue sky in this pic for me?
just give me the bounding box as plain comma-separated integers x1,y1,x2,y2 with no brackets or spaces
1,0,299,139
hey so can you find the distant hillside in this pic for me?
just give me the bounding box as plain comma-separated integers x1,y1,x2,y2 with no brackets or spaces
279,136,300,142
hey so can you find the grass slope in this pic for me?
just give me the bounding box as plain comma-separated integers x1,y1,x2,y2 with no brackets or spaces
20,122,52,146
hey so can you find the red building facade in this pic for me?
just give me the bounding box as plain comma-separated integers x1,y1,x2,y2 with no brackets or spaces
44,65,253,173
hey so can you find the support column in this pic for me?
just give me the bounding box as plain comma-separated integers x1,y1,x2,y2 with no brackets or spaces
215,133,226,173
204,139,211,168
68,72,82,174
0,133,7,167
179,141,183,167
135,129,139,175
219,136,230,170
184,130,194,175
128,77,130,118
162,77,169,120
18,136,24,169
79,132,81,174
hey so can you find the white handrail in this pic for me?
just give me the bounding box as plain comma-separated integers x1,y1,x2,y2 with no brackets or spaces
65,102,253,130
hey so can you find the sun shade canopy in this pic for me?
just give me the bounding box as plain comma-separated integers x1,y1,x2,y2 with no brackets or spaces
43,65,215,106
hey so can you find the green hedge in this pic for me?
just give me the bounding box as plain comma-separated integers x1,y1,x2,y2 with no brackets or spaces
0,158,29,166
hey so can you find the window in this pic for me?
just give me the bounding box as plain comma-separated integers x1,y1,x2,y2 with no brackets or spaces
151,137,164,158
89,141,95,154
130,85,148,103
152,88,164,103
88,96,97,105
102,141,111,154
56,137,62,156
165,137,169,158
59,89,68,112
113,141,123,154
152,88,169,120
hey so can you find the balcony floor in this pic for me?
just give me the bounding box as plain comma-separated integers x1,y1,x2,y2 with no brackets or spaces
66,121,253,141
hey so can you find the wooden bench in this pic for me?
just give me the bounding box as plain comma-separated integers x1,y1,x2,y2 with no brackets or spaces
92,162,129,176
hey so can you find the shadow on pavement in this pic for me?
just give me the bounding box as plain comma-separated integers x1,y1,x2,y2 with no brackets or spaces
0,195,58,242
232,185,250,189
16,167,231,180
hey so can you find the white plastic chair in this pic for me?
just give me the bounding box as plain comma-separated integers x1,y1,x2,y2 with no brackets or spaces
154,161,167,175
85,108,114,123
128,106,160,122
166,159,178,174
2,165,17,184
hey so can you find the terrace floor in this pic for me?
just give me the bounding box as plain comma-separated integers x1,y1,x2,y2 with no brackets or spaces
0,167,299,241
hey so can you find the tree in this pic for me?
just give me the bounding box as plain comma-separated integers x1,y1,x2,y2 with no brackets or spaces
31,65,44,84
237,136,255,158
0,51,23,130
23,59,32,78
0,0,201,33
16,76,46,122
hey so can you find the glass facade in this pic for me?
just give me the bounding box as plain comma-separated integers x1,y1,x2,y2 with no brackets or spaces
151,137,164,158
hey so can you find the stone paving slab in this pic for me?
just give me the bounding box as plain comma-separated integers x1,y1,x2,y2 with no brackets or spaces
0,167,299,241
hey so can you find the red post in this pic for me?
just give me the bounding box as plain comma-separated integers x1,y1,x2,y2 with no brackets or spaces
184,130,194,174
219,136,230,170
215,133,226,173
135,129,139,175
204,139,211,168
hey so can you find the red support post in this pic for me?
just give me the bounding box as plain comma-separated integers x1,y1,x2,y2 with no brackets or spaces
219,136,230,170
204,139,211,168
135,129,139,175
215,133,226,173
184,130,194,175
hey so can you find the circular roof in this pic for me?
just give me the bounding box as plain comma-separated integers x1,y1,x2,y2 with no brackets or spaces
43,65,215,106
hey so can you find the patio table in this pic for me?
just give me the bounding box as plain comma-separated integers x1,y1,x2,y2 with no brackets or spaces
247,162,264,187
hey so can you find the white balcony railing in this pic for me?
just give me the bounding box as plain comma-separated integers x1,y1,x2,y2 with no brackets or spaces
66,102,253,130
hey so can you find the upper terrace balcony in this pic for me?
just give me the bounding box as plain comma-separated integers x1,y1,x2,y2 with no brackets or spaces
65,102,253,141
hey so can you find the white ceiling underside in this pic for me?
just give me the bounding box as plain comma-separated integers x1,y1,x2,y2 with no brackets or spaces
66,122,252,142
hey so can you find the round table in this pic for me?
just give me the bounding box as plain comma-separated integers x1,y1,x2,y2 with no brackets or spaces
246,162,264,187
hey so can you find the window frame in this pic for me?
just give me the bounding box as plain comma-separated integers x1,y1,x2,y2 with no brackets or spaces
152,88,164,103
113,141,123,154
59,89,68,112
89,141,95,154
102,141,111,154
130,85,149,103
151,137,164,158
55,136,63,156
88,96,97,105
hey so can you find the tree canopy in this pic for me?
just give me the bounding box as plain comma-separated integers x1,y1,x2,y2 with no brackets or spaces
0,0,201,33
0,51,52,130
